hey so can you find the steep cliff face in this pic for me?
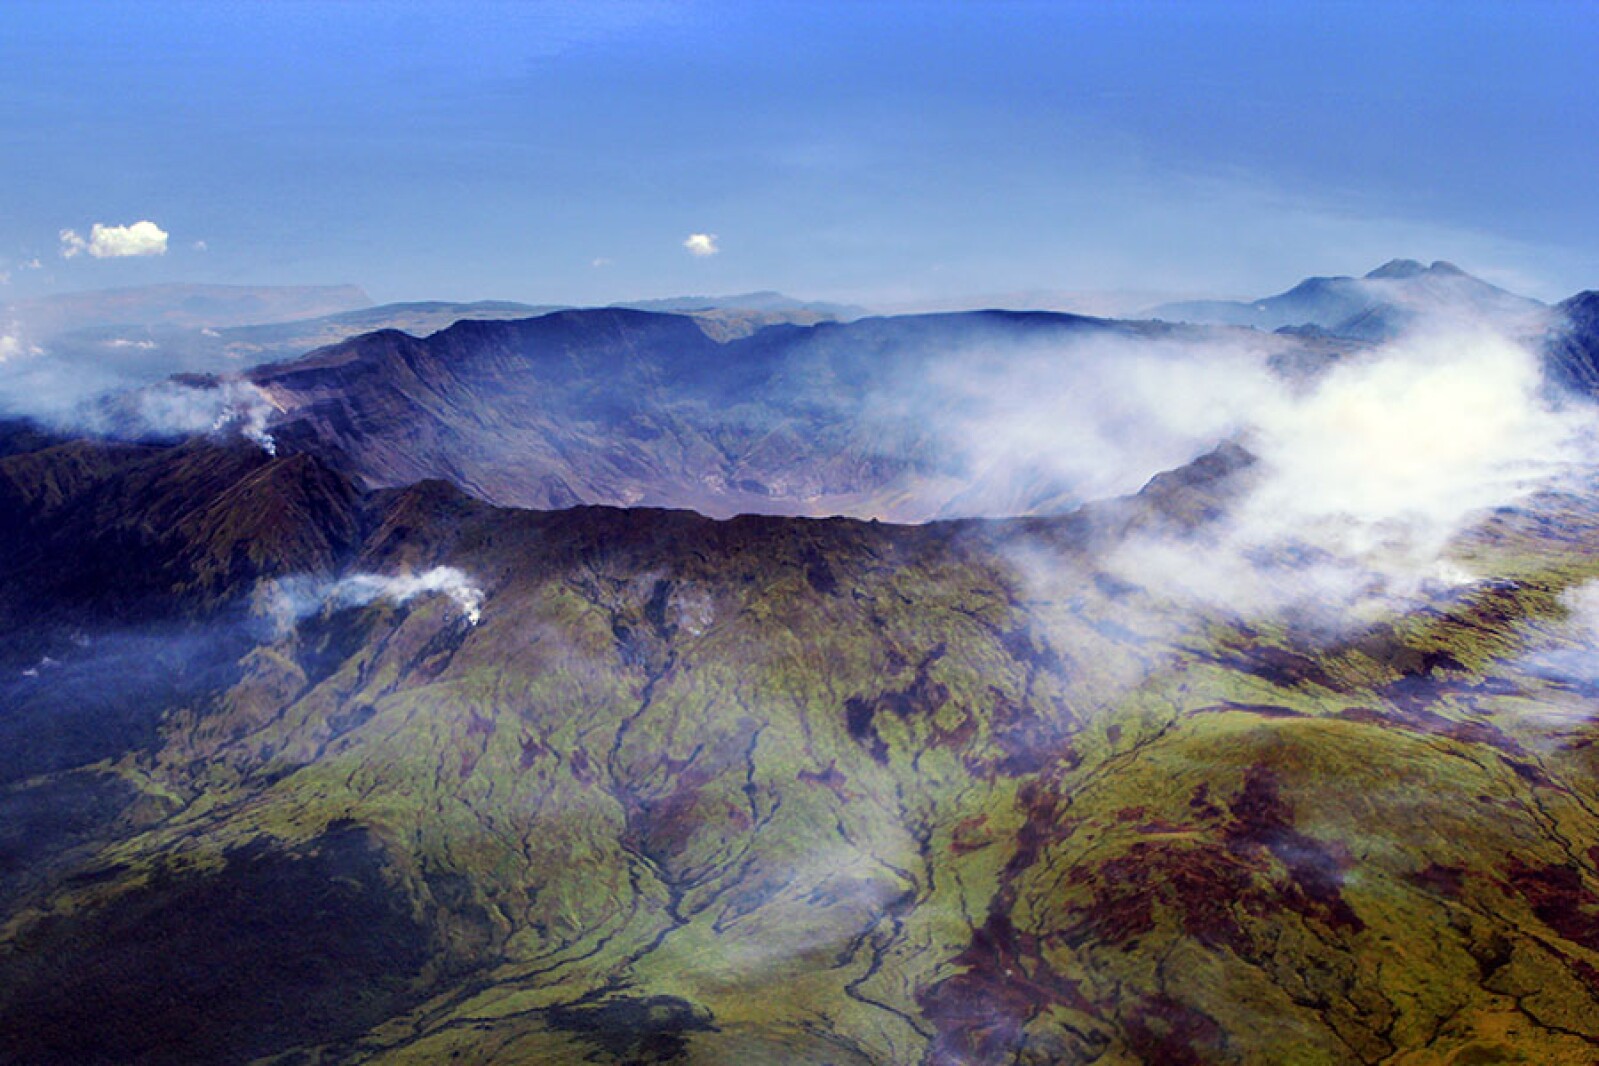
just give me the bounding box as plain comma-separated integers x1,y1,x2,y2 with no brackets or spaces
6,437,1599,1063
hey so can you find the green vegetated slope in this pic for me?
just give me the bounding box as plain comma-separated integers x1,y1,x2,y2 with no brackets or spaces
5,439,1599,1064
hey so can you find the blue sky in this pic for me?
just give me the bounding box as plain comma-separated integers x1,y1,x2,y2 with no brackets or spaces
3,0,1596,306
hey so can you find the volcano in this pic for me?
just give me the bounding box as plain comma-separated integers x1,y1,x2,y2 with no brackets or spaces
5,269,1599,1064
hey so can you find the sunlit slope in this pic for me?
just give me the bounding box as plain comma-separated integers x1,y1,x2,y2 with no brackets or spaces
4,439,1599,1063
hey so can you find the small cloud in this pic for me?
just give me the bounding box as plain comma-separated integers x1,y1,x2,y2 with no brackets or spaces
22,258,41,270
61,220,170,259
0,272,9,286
89,220,169,258
192,239,208,252
683,232,719,257
591,256,613,268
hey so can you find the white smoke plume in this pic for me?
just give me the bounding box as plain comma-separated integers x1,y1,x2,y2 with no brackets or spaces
1215,327,1585,617
91,379,280,455
918,331,1281,512
1240,328,1577,545
1561,582,1599,641
1513,580,1599,696
0,323,278,454
324,569,485,623
261,567,486,633
950,320,1599,626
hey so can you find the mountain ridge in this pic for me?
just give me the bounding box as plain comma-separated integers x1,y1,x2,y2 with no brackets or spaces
245,306,1301,523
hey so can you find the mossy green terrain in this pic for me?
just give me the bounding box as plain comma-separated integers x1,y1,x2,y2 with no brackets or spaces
5,439,1599,1064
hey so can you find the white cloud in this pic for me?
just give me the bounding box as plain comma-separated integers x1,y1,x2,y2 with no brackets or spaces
21,257,41,270
89,220,169,258
683,232,719,257
917,312,1599,628
1240,329,1572,551
60,220,170,259
192,239,208,252
591,256,613,268
917,332,1281,512
1099,328,1592,622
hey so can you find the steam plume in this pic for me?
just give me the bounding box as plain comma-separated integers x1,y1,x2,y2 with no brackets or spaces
967,321,1598,626
261,567,486,632
94,379,279,455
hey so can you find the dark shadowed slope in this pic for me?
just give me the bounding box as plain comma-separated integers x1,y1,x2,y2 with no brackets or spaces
1546,291,1599,395
7,436,1599,1062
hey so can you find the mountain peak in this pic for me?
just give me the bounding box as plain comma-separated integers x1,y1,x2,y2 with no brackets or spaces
1364,258,1428,280
1559,290,1599,315
1364,258,1471,281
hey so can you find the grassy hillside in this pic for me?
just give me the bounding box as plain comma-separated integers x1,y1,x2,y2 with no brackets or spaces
3,440,1599,1063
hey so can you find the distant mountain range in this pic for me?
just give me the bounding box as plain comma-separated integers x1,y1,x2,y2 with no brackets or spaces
1147,258,1547,340
3,285,858,340
2,282,375,333
0,287,864,418
611,289,864,317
